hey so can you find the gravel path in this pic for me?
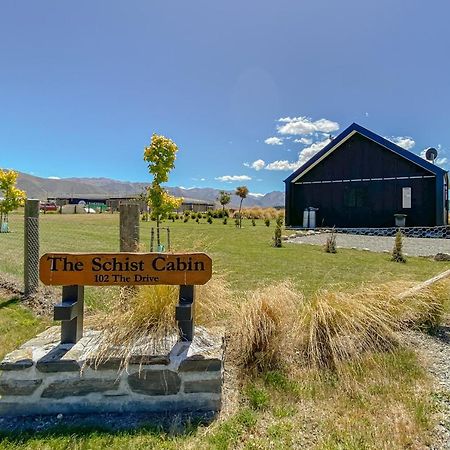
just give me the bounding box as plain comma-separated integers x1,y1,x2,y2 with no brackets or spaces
289,233,450,257
405,329,450,449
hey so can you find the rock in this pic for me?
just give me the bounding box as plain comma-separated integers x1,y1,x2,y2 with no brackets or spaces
0,349,33,371
42,379,119,399
184,379,221,394
128,370,181,396
434,253,450,261
36,346,81,373
179,357,222,372
0,379,42,396
56,413,63,420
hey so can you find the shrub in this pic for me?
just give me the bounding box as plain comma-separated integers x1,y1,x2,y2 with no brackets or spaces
234,218,240,227
183,217,189,223
223,217,227,225
207,216,213,224
273,215,283,247
264,218,270,227
196,217,199,224
252,219,256,226
392,229,406,263
197,212,202,219
229,282,301,372
324,229,337,253
297,287,398,371
92,278,231,367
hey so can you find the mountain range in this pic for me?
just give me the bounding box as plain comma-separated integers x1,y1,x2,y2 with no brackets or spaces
14,172,285,208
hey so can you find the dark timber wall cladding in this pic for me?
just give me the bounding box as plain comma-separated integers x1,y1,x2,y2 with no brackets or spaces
288,133,438,228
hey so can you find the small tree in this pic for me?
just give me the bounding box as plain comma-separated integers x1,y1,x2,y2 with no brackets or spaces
235,186,249,228
218,191,231,215
143,134,183,248
0,169,26,233
273,215,283,248
391,229,406,263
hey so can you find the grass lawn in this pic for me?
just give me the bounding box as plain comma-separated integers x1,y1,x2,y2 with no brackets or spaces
0,212,448,449
0,293,48,361
2,212,448,296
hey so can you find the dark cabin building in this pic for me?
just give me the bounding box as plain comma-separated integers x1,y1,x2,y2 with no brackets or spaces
285,123,448,228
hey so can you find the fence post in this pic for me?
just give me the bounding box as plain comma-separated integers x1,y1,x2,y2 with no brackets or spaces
24,199,40,296
120,203,140,252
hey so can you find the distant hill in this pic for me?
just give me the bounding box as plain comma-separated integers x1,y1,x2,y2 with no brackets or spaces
14,172,285,208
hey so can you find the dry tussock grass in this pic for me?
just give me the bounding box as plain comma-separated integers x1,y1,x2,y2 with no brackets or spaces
229,279,449,375
228,282,301,372
90,276,232,367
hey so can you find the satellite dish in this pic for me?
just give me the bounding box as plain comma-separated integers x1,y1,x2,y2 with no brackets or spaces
78,200,86,205
425,147,438,163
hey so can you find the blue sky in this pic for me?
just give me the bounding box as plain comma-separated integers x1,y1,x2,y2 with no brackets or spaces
1,0,449,194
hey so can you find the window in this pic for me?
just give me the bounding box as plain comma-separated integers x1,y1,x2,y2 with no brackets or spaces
344,187,368,208
402,187,411,209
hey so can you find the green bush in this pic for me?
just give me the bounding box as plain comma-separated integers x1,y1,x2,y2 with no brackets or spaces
264,218,270,227
207,216,213,224
273,216,283,248
223,217,227,225
252,219,256,227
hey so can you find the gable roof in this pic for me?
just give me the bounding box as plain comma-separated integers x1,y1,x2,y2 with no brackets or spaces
284,122,448,184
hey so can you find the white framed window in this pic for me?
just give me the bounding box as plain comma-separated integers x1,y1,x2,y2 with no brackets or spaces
402,187,411,208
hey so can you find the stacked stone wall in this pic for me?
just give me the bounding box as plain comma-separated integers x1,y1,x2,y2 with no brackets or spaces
287,226,450,239
0,327,223,417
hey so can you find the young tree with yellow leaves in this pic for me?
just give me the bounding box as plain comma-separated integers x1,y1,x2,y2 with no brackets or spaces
0,169,26,233
143,134,183,249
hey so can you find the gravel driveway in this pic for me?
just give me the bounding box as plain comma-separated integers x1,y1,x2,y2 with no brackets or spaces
288,233,450,257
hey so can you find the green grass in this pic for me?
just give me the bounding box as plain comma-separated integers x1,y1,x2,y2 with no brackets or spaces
0,212,446,449
1,212,448,295
0,294,48,360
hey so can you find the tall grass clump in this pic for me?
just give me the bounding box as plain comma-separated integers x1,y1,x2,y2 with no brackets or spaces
324,228,337,253
297,287,399,371
228,280,446,375
229,282,301,372
91,277,231,367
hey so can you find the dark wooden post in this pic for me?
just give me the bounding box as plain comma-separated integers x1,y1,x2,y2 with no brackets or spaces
24,199,40,296
54,285,85,344
176,285,195,341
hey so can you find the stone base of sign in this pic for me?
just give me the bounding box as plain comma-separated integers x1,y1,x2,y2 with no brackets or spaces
0,326,224,418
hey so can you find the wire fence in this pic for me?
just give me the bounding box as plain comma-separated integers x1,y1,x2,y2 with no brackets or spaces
0,211,159,284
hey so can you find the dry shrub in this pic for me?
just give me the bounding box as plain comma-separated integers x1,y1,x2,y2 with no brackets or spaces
228,282,301,372
297,287,399,371
388,280,448,332
90,276,231,367
228,279,448,376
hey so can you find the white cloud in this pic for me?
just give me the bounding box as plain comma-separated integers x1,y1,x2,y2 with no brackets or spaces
250,159,265,171
264,136,283,145
248,192,265,197
294,137,312,145
297,138,330,166
215,175,252,182
436,157,448,166
265,160,300,171
265,137,331,171
48,176,61,180
277,116,339,136
200,178,206,181
386,136,415,150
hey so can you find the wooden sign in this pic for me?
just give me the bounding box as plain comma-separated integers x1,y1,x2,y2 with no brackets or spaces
39,252,212,286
